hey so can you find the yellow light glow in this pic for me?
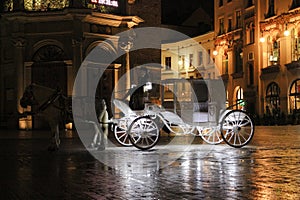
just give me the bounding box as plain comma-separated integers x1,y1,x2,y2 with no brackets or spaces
284,30,290,37
259,37,265,43
65,123,73,130
213,50,218,56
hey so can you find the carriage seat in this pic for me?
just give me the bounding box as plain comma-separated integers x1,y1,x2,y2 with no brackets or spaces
192,102,208,123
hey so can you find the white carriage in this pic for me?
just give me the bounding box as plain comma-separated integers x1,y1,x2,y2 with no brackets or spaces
112,79,254,150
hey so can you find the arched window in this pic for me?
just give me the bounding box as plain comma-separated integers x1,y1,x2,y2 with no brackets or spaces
289,79,300,113
235,86,243,109
266,82,280,111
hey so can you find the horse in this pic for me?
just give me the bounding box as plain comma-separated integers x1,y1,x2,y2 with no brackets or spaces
20,83,109,151
20,83,71,151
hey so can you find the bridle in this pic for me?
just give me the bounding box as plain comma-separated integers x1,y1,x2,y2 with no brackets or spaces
20,85,67,113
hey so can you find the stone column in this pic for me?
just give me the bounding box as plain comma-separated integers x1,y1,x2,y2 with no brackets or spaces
13,38,26,115
72,39,83,95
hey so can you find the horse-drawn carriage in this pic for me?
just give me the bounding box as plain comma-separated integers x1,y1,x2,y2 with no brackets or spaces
112,79,254,150
20,79,254,151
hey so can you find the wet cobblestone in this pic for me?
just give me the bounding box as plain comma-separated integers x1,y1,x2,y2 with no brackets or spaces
0,126,299,199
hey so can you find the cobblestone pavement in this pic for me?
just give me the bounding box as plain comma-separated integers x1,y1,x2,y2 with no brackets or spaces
0,126,299,199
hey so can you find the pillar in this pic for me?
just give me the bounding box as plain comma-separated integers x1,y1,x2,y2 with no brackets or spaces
13,38,26,115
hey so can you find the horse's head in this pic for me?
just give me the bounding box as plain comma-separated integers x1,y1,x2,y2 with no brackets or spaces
20,84,38,108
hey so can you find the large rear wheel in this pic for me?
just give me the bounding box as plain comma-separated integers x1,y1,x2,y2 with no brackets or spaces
220,110,254,148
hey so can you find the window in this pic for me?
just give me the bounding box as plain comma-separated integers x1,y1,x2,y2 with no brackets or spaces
235,86,244,109
222,54,229,74
219,18,225,35
207,49,211,64
248,63,254,86
165,57,171,70
266,0,275,18
289,79,300,113
189,54,194,67
24,0,69,11
228,18,232,32
236,10,242,29
198,51,203,66
235,47,243,73
246,0,253,7
268,38,280,65
246,23,255,44
266,82,280,112
291,28,300,61
219,0,223,7
290,0,300,10
1,0,13,12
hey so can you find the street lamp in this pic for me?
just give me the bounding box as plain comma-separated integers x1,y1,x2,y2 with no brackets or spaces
119,30,135,93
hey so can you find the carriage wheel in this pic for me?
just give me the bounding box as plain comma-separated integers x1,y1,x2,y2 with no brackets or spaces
200,127,223,144
128,116,160,150
220,110,254,148
114,124,132,147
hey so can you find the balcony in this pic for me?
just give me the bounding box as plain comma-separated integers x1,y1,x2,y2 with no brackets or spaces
261,64,280,74
285,61,300,70
221,74,229,82
231,71,244,79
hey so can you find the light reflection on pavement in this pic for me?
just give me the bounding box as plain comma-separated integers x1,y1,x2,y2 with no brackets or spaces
0,126,299,199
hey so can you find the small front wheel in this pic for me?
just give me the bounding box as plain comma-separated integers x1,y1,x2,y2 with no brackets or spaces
114,124,132,147
220,110,254,148
128,116,160,150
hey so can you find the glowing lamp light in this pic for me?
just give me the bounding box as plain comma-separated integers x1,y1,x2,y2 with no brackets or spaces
284,30,290,37
178,60,183,65
259,37,265,43
213,50,218,56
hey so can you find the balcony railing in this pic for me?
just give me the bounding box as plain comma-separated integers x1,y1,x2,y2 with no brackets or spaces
285,61,300,70
231,71,244,79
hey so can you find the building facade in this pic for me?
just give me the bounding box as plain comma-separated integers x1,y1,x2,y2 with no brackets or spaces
161,0,300,124
214,0,300,122
0,0,144,128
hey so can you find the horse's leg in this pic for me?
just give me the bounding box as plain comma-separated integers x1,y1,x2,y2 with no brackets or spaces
48,120,60,151
90,122,100,149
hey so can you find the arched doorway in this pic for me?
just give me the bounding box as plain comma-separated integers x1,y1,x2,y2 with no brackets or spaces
31,45,67,95
31,45,67,128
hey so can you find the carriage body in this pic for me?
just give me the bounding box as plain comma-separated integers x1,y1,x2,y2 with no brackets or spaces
112,79,254,150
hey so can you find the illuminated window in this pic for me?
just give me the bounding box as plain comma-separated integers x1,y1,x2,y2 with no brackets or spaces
165,57,171,70
222,53,228,74
291,28,300,61
266,82,280,110
24,0,69,11
289,79,300,113
267,37,280,66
